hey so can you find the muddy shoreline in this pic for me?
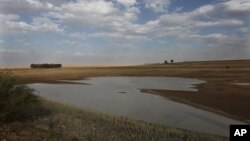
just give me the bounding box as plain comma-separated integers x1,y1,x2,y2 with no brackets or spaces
141,81,250,122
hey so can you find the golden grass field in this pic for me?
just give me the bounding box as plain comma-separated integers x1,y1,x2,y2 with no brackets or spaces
1,60,250,140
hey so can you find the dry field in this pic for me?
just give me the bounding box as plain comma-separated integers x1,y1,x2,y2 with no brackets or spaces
0,98,227,141
1,60,250,140
1,60,250,121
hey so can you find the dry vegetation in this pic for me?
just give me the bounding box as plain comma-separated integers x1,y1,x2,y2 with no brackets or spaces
2,60,250,84
7,60,250,121
0,98,227,141
1,60,250,140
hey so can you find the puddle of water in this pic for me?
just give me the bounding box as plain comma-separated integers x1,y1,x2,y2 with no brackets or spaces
235,83,250,86
29,77,244,137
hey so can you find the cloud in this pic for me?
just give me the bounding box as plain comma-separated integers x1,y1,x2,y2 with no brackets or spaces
59,40,91,48
46,0,139,30
31,17,63,32
140,0,249,39
1,15,63,34
43,0,141,41
144,0,170,13
193,19,244,28
67,32,87,40
0,0,250,66
60,0,116,15
89,32,147,40
0,0,54,15
1,0,249,38
6,19,62,34
54,0,249,45
185,0,250,22
223,0,250,14
117,0,137,7
0,14,19,21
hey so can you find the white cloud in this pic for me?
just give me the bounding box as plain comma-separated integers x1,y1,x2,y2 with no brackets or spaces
0,14,19,21
223,0,250,13
139,0,249,40
48,1,121,27
0,0,55,14
188,0,250,20
68,32,87,40
144,0,170,13
0,0,249,66
26,0,53,9
6,21,30,32
3,17,63,34
31,17,63,32
193,19,244,28
89,32,147,40
60,0,116,15
1,0,249,40
117,0,137,7
45,0,140,35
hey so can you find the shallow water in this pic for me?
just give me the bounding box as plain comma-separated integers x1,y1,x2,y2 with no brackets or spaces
235,83,250,86
29,77,244,137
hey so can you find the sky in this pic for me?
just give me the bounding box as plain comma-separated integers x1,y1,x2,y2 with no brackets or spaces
0,0,249,66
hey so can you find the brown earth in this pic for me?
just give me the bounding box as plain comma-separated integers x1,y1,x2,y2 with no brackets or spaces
142,82,250,122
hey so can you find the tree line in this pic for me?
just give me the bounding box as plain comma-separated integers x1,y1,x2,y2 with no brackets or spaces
30,64,62,68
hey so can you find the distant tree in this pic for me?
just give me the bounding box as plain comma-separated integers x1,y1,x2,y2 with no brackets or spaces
30,63,62,68
170,59,174,63
164,60,168,64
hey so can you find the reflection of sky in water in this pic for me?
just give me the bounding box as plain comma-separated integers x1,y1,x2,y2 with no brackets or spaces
235,83,250,86
29,77,244,137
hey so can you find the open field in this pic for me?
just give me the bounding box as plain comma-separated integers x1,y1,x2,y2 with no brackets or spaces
1,60,250,122
0,60,250,140
0,98,227,141
2,60,250,83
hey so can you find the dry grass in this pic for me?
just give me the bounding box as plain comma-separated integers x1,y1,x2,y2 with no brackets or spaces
1,60,250,121
0,98,227,141
1,60,250,140
0,60,249,84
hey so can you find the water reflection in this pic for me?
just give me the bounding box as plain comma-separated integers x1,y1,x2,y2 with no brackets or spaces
29,77,244,137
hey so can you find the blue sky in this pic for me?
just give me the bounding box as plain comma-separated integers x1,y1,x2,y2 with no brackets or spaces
0,0,249,66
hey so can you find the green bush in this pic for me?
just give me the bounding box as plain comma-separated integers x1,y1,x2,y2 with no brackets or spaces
0,71,40,122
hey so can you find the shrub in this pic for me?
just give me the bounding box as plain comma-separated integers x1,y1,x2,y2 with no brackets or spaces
0,71,40,122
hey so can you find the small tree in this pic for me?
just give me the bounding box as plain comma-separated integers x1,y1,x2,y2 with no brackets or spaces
170,59,174,63
164,60,168,64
